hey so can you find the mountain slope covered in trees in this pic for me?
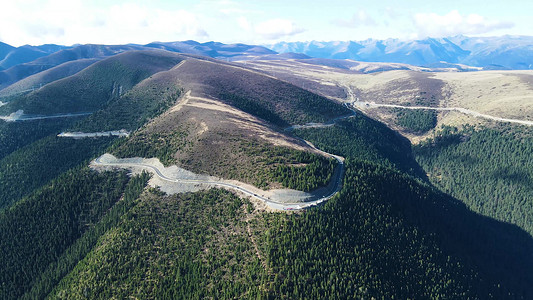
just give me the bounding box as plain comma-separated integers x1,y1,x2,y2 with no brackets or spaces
11,103,530,300
415,125,533,236
0,47,532,299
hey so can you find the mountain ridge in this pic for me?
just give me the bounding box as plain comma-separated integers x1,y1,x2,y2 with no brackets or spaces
269,35,533,69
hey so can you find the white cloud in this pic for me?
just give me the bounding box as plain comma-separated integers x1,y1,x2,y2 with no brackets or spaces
237,17,252,32
413,10,514,38
0,1,208,46
333,10,376,27
254,19,305,40
384,7,401,19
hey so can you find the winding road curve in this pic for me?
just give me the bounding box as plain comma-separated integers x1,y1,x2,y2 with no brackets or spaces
93,152,343,210
92,110,358,210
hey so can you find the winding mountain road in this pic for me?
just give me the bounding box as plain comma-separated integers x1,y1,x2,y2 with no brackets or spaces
93,152,343,210
354,101,533,126
92,108,359,211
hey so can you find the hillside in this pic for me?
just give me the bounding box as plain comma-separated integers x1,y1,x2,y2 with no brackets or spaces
0,44,68,70
104,57,348,190
0,50,185,115
237,58,533,240
0,50,346,210
3,96,532,299
172,58,350,126
0,42,16,62
145,40,276,59
0,44,145,91
414,125,533,236
0,41,278,92
0,58,99,97
0,47,532,299
0,49,350,299
241,59,533,140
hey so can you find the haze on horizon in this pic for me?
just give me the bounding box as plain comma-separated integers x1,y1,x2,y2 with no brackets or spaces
0,0,532,47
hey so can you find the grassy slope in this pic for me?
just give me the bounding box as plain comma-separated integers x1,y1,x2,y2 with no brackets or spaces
0,44,144,90
174,59,351,126
0,50,183,115
112,129,335,191
107,60,344,191
0,58,99,98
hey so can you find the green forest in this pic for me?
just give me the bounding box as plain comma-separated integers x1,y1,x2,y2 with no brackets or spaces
0,168,148,299
0,117,82,159
395,108,437,133
0,135,115,210
414,125,533,236
1,105,530,299
48,188,267,299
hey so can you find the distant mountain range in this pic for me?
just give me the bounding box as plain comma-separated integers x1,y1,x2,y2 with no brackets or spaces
269,35,533,70
0,43,69,70
1,35,532,92
0,41,276,90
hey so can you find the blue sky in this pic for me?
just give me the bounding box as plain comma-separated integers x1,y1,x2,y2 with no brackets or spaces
1,0,531,46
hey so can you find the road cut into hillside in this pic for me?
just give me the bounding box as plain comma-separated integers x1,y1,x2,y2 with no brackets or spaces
354,101,533,126
0,110,92,122
90,97,361,210
91,152,344,211
58,130,130,138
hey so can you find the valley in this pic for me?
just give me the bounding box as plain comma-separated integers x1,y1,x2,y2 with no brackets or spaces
241,59,533,141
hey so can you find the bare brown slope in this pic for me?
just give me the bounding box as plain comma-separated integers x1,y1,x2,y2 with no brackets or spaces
171,59,351,127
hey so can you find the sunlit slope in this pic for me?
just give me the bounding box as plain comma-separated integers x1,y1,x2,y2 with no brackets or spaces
243,59,533,138
0,50,184,115
0,58,99,98
0,44,144,90
32,103,533,299
173,59,351,126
